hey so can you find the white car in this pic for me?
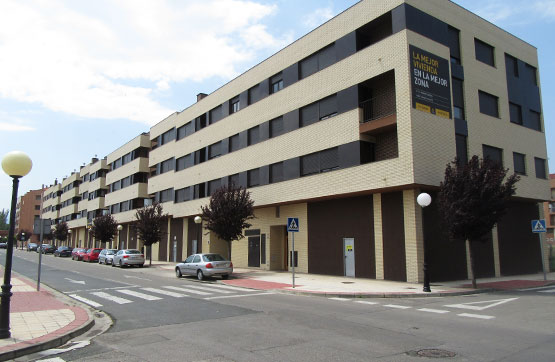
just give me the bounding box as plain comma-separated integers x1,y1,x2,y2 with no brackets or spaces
112,249,144,268
98,249,118,265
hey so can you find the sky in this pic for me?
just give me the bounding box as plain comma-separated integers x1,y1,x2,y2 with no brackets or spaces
0,0,554,212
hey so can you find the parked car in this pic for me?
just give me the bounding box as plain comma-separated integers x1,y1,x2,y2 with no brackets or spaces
54,246,73,257
98,249,118,265
175,253,233,280
72,248,88,261
37,244,56,254
112,249,144,268
0,242,7,249
82,248,102,262
27,243,38,252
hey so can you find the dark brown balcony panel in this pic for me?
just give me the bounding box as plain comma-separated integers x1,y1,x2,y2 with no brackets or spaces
359,113,396,135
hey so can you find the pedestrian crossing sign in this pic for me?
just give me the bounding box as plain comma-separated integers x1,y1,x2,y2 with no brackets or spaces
531,219,546,233
287,217,299,232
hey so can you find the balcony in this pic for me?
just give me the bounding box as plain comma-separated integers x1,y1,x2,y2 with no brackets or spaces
358,70,396,136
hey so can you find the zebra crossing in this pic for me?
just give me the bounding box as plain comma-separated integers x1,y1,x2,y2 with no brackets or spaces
68,283,268,307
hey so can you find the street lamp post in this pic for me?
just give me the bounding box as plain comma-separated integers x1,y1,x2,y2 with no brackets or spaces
1,151,32,339
194,216,202,254
417,192,432,293
68,229,72,247
20,232,25,250
117,225,123,250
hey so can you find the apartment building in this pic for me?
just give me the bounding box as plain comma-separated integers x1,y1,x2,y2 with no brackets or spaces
544,174,555,251
41,0,550,282
15,188,44,244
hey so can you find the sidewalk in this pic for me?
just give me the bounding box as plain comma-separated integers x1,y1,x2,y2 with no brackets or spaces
0,270,94,362
151,261,555,298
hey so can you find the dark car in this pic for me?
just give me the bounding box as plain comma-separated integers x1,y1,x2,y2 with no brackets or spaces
27,243,38,252
54,246,73,257
0,242,7,249
37,244,56,254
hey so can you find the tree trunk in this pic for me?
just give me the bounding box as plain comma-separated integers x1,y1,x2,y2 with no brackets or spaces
228,240,232,261
468,240,477,289
149,244,152,266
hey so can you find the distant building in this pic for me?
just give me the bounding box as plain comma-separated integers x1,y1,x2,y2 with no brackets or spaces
15,188,44,244
543,174,555,265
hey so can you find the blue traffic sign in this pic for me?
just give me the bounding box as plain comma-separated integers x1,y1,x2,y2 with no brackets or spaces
287,217,299,232
531,219,546,233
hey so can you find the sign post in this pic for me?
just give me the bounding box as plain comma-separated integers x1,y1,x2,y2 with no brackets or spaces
287,218,299,288
531,219,547,281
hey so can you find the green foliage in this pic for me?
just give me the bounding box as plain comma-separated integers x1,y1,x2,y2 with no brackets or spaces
53,222,69,242
90,214,118,245
201,183,255,259
0,209,9,230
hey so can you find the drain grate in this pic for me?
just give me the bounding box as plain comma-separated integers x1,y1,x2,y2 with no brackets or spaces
341,281,355,284
407,349,457,358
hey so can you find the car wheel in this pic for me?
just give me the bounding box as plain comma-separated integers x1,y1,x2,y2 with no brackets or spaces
139,264,143,268
176,268,182,278
197,270,204,281
99,259,103,265
111,260,116,267
222,274,229,280
119,260,123,268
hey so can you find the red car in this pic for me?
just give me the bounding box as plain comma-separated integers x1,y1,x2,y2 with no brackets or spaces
82,248,102,262
72,248,88,261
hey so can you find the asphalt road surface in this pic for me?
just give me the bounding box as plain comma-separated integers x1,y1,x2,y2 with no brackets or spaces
2,249,554,362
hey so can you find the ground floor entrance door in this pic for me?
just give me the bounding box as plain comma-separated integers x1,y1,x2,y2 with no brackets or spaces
248,236,260,267
343,238,355,277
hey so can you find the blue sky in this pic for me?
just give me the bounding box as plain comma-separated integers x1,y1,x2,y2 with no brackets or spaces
1,0,553,211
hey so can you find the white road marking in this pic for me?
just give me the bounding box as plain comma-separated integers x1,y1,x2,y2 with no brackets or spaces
164,286,211,295
124,275,152,281
142,287,187,298
90,292,133,304
384,304,411,309
206,283,254,292
445,297,518,311
538,288,555,293
328,297,350,301
204,292,276,300
457,313,495,320
186,284,233,294
117,289,162,301
64,278,86,285
418,308,450,314
69,294,102,308
355,300,379,305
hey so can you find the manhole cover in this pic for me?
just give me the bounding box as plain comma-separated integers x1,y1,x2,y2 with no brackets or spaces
407,349,457,358
341,281,354,284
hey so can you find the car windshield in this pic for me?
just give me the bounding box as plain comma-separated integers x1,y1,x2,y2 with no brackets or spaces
107,250,116,255
126,250,141,254
92,250,100,254
202,254,226,262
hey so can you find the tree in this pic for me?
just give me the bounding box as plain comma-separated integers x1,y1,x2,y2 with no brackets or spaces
90,214,118,248
53,222,69,245
135,203,168,266
0,209,9,230
17,229,32,241
438,156,519,288
201,183,255,260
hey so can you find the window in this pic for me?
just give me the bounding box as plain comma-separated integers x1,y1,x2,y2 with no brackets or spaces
160,158,175,174
524,64,537,85
248,84,261,105
270,73,283,94
269,162,284,183
505,54,519,77
301,152,319,176
209,106,222,124
194,183,206,199
160,128,175,146
195,149,206,164
122,152,132,165
177,121,195,140
300,102,318,127
319,95,338,120
159,188,174,203
248,126,259,146
175,187,190,203
478,90,499,118
299,43,336,79
35,195,41,200
230,96,240,114
300,95,338,127
534,157,546,179
448,26,461,64
176,154,194,171
247,169,260,187
121,201,130,212
208,179,221,196
319,148,339,172
474,38,495,66
111,203,120,214
513,152,526,175
529,110,541,131
229,134,241,152
229,173,240,186
35,205,40,210
208,142,221,159
483,145,503,166
509,102,522,125
269,117,284,138
456,135,468,166
452,78,465,120
112,180,121,192
121,176,131,188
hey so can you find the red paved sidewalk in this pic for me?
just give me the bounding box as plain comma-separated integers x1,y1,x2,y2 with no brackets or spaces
0,271,94,361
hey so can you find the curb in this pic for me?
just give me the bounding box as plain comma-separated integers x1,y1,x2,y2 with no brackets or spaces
0,273,97,362
270,287,495,299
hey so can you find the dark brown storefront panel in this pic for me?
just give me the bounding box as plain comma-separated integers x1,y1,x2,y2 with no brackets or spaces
158,220,168,261
308,196,375,278
187,218,202,255
471,232,495,278
128,225,136,249
170,218,184,262
121,226,128,249
423,192,467,282
497,200,542,275
382,191,406,282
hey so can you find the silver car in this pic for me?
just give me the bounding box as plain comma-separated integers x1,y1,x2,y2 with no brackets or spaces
98,249,118,265
112,249,144,268
175,253,233,280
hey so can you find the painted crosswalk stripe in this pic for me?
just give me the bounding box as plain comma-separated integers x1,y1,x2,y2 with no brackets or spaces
142,288,187,298
538,288,555,293
206,284,254,292
384,304,411,309
204,292,276,300
90,292,133,304
186,284,233,294
69,294,102,308
328,297,350,301
418,308,450,314
117,289,162,301
355,301,379,305
164,286,211,296
457,313,495,320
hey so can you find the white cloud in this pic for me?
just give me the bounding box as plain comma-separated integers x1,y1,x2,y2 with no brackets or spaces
303,7,334,28
0,123,36,132
0,0,288,125
533,0,555,19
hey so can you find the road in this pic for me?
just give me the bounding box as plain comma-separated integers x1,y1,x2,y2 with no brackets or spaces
2,249,555,362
